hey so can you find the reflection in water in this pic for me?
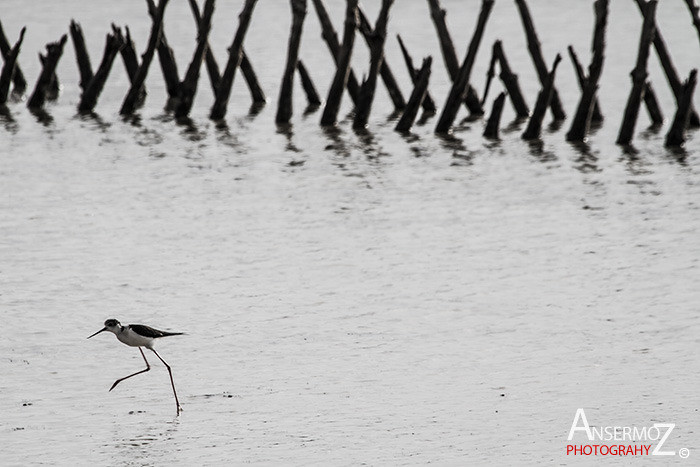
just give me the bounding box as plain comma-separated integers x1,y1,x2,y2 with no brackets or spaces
29,107,53,127
176,116,207,142
0,105,18,134
569,141,601,174
276,123,302,153
111,415,180,465
77,111,111,132
354,128,390,160
526,139,557,163
502,117,527,134
436,133,473,165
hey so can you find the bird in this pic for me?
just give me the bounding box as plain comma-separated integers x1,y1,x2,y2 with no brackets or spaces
88,319,184,414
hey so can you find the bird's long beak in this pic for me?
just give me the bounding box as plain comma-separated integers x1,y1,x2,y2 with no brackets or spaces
87,327,107,339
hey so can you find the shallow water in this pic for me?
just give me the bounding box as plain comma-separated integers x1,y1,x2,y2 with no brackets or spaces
1,0,699,465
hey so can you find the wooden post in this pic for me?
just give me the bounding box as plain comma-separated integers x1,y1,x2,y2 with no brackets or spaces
483,91,506,139
174,0,215,118
514,0,566,120
522,54,561,140
27,35,68,109
0,20,27,94
493,40,529,118
320,0,358,126
633,0,700,127
69,21,94,91
187,0,265,105
276,0,307,124
566,0,608,142
78,32,124,112
617,0,656,146
684,0,700,48
120,0,169,115
666,69,697,147
210,0,258,120
357,7,405,110
395,56,432,133
643,81,664,125
397,34,436,114
567,45,603,122
146,0,180,100
434,0,494,134
0,27,25,105
426,0,483,116
297,59,321,107
113,25,147,107
353,0,394,129
312,0,361,105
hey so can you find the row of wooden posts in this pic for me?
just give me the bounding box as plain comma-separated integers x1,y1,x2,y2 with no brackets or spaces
0,0,699,148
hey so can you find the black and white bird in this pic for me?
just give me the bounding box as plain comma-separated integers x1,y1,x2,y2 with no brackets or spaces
88,319,184,414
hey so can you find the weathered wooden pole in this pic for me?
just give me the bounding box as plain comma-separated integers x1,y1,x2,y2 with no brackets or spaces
633,0,699,127
353,0,394,129
69,21,94,91
617,0,656,146
493,41,529,118
78,32,124,112
0,27,25,105
113,25,147,107
665,70,697,147
187,0,265,105
120,0,169,115
483,91,506,139
0,20,27,94
522,54,561,140
435,0,494,134
395,56,432,133
357,7,405,111
426,0,483,116
684,0,700,48
397,34,436,114
320,0,358,126
145,0,180,101
276,0,307,124
566,0,608,142
27,35,67,109
567,45,603,122
174,0,215,118
514,0,566,120
312,0,361,105
643,81,664,125
210,0,258,120
297,59,321,107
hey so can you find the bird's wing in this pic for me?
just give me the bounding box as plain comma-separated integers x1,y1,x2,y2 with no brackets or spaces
129,324,183,338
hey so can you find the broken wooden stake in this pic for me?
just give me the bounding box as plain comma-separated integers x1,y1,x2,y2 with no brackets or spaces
493,40,529,118
353,0,393,129
566,0,608,142
297,59,321,108
357,7,405,111
515,0,566,120
665,69,697,147
0,20,27,94
0,27,25,105
320,0,358,126
643,81,664,125
567,45,603,123
78,31,124,112
522,54,562,140
396,34,436,114
27,35,67,109
276,0,307,124
633,0,700,127
435,0,494,134
483,91,506,139
210,0,258,120
395,56,432,133
427,0,483,116
120,0,169,115
617,0,656,146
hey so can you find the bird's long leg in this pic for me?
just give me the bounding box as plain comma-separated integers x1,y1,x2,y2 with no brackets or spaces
109,347,150,391
150,349,182,414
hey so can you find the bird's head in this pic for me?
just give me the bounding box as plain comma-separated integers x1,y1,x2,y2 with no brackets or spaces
87,319,122,339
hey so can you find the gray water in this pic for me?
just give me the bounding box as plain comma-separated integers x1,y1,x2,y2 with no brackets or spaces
1,0,699,465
